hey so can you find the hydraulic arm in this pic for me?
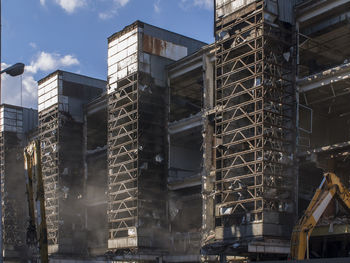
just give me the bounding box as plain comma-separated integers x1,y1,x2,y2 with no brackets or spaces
290,172,350,260
24,140,48,263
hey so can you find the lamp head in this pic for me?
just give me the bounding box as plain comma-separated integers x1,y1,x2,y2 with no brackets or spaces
1,63,25,77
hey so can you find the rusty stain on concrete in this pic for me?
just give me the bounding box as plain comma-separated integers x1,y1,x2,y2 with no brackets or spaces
143,34,167,57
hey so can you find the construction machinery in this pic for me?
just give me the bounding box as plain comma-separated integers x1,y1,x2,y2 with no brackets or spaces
291,172,350,260
23,140,49,263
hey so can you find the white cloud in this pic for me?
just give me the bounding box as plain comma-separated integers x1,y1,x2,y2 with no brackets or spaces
115,0,130,6
154,0,161,13
180,0,213,10
99,0,131,20
60,55,80,66
194,0,213,9
27,51,79,74
1,52,80,109
55,0,86,13
41,0,131,18
29,42,37,49
99,11,113,20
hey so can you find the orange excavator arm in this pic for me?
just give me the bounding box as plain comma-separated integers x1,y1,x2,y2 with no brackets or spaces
290,172,350,260
24,141,48,263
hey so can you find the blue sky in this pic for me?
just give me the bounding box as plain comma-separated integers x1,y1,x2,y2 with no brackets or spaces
1,0,214,108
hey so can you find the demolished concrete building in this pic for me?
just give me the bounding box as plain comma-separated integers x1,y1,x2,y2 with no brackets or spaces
1,0,350,261
0,104,37,261
38,70,106,255
106,22,205,258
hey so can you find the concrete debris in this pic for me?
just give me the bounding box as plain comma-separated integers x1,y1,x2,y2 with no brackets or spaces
62,167,69,175
139,85,152,94
86,145,107,154
62,186,69,199
220,207,233,215
155,154,164,163
140,162,148,170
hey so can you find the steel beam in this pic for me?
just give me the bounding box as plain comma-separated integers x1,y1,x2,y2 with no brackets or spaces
39,106,60,249
298,63,350,93
297,0,350,24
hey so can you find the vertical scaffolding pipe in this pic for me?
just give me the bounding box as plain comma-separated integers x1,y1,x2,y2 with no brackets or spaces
83,114,88,230
296,20,300,218
0,0,2,104
39,106,60,249
107,73,139,241
219,254,226,263
0,1,3,260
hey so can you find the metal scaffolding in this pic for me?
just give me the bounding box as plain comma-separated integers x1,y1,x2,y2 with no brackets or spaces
0,135,4,229
107,73,138,239
37,71,103,255
39,106,60,247
107,68,167,249
214,1,296,236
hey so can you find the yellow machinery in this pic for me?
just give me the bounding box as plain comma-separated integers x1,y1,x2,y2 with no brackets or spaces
24,140,49,263
290,172,350,260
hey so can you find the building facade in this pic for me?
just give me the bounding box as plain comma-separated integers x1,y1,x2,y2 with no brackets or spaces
37,71,106,254
2,0,350,261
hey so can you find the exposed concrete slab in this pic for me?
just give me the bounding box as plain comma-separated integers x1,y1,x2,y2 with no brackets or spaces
168,174,201,190
169,59,202,80
301,11,350,36
299,140,350,156
297,0,350,24
248,240,290,254
167,44,215,80
298,62,350,93
85,93,107,116
168,112,203,135
108,237,137,249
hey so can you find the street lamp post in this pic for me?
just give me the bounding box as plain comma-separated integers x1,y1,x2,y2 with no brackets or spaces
0,2,26,261
0,64,25,262
0,65,25,262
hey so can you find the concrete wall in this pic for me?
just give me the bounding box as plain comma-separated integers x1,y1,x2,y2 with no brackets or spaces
311,115,350,148
169,145,201,181
85,153,108,255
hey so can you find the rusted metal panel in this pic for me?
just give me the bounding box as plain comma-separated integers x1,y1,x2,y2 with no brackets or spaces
143,34,187,61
